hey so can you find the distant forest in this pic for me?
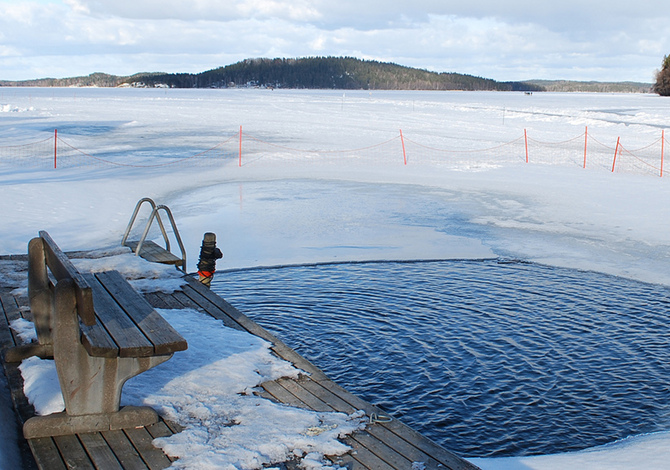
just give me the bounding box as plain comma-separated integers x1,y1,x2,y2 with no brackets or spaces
0,56,653,93
0,57,540,91
168,57,542,91
653,55,670,96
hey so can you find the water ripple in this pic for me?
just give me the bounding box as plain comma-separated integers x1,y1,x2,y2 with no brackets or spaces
212,260,670,457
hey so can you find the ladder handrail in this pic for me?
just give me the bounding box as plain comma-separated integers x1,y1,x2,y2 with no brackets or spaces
136,205,187,271
121,198,170,248
122,198,187,272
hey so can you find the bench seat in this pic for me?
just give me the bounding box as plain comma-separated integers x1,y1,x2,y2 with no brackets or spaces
81,270,186,358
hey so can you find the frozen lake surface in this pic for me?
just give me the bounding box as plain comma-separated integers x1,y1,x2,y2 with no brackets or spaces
213,259,670,457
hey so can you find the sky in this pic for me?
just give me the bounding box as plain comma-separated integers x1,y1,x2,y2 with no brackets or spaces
0,0,669,83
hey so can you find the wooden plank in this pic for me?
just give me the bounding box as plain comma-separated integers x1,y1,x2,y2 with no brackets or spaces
347,431,413,470
16,294,32,322
339,437,396,470
0,324,19,350
300,379,358,414
145,422,179,463
124,427,172,470
125,241,182,266
28,438,67,470
153,291,200,312
0,254,29,261
79,322,123,358
142,243,180,264
145,421,180,463
133,243,158,258
0,293,19,348
167,290,208,311
180,280,257,333
145,421,174,440
78,433,123,470
83,273,153,358
171,289,244,331
95,271,187,355
253,386,278,403
0,292,22,322
261,380,310,409
16,430,39,470
142,293,174,310
312,379,384,418
53,434,96,470
363,424,447,470
162,420,184,435
101,429,148,470
276,377,333,412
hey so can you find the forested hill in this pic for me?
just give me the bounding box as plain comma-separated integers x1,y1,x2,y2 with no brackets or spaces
0,57,542,91
187,57,542,91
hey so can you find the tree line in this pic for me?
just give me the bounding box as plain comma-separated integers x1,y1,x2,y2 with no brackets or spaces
3,56,663,94
130,57,543,91
654,55,670,96
0,57,543,92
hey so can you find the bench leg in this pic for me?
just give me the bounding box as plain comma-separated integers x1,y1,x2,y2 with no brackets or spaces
4,238,54,363
23,279,172,438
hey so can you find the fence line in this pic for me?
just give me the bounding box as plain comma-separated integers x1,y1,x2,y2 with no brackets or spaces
55,134,238,169
1,127,668,178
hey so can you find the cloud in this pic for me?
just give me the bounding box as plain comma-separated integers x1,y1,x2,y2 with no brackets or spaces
65,0,321,22
0,0,667,82
65,0,670,34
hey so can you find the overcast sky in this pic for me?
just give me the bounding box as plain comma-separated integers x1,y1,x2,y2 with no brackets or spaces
1,0,668,83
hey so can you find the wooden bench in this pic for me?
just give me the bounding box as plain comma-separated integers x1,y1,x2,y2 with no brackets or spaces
7,231,187,439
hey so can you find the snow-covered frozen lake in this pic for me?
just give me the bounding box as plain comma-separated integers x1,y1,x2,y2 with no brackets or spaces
1,87,670,469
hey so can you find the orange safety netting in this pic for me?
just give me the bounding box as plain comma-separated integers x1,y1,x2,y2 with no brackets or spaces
1,128,667,178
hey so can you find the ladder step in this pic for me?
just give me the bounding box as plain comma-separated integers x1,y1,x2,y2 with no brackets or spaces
125,240,184,267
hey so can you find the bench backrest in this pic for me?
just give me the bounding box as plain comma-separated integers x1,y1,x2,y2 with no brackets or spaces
34,230,96,326
30,231,188,358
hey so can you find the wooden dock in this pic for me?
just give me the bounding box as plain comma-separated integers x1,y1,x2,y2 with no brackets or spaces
0,253,479,470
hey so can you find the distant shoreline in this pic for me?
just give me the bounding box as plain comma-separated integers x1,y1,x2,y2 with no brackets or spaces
0,84,653,93
0,57,653,93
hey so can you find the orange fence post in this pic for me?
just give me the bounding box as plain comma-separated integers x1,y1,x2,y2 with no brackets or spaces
661,130,665,177
238,125,242,167
54,129,57,169
400,129,407,165
583,126,588,169
524,129,529,163
612,137,620,172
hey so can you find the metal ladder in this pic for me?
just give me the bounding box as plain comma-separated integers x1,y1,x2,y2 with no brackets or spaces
121,197,187,272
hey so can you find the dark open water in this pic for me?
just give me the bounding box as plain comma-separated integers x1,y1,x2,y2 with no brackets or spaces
211,259,670,457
